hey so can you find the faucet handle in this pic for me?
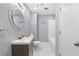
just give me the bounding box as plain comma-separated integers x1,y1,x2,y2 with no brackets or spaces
18,35,25,39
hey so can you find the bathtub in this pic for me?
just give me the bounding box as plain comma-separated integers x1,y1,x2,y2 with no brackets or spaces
48,37,55,52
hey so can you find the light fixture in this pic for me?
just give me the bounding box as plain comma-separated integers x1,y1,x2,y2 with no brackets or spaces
17,3,25,11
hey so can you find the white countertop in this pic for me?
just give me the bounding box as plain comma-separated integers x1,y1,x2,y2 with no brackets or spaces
12,34,33,45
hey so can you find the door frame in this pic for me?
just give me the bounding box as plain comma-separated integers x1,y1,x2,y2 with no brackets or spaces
55,3,61,56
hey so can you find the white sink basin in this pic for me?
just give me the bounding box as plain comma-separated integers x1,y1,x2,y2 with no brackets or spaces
12,34,33,45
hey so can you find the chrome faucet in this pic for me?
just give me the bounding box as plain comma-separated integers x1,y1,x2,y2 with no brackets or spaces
18,35,25,40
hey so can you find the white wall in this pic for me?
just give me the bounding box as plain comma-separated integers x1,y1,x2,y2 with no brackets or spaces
0,3,30,56
48,16,56,53
48,20,55,38
21,5,31,36
60,5,79,56
30,13,37,40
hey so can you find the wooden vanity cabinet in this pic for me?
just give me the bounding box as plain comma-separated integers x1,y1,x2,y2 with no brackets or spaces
12,41,33,56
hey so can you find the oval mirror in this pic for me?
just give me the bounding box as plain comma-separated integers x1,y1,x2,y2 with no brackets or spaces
9,7,24,30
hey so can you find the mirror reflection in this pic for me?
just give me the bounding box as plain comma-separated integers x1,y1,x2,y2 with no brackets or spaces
11,8,24,30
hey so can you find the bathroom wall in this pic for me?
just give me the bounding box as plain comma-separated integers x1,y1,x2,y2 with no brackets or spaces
60,4,79,56
0,3,16,56
30,13,37,40
48,19,55,38
48,16,55,52
0,3,30,56
21,5,31,36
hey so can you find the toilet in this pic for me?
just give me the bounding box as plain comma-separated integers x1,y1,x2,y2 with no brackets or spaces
33,41,40,46
33,41,40,49
29,33,40,48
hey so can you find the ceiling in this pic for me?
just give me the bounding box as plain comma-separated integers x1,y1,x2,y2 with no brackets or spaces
23,3,57,15
60,3,79,8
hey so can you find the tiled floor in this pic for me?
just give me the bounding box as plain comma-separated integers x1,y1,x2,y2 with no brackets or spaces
33,42,55,56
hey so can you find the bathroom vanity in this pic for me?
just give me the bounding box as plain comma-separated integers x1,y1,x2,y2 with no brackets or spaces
11,37,33,56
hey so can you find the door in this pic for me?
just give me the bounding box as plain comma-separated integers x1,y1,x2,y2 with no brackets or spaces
38,16,48,42
60,6,79,56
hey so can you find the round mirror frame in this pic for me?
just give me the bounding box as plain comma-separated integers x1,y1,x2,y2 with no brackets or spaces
9,6,25,30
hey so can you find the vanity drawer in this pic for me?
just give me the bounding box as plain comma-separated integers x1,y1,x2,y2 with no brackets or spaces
12,44,33,56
